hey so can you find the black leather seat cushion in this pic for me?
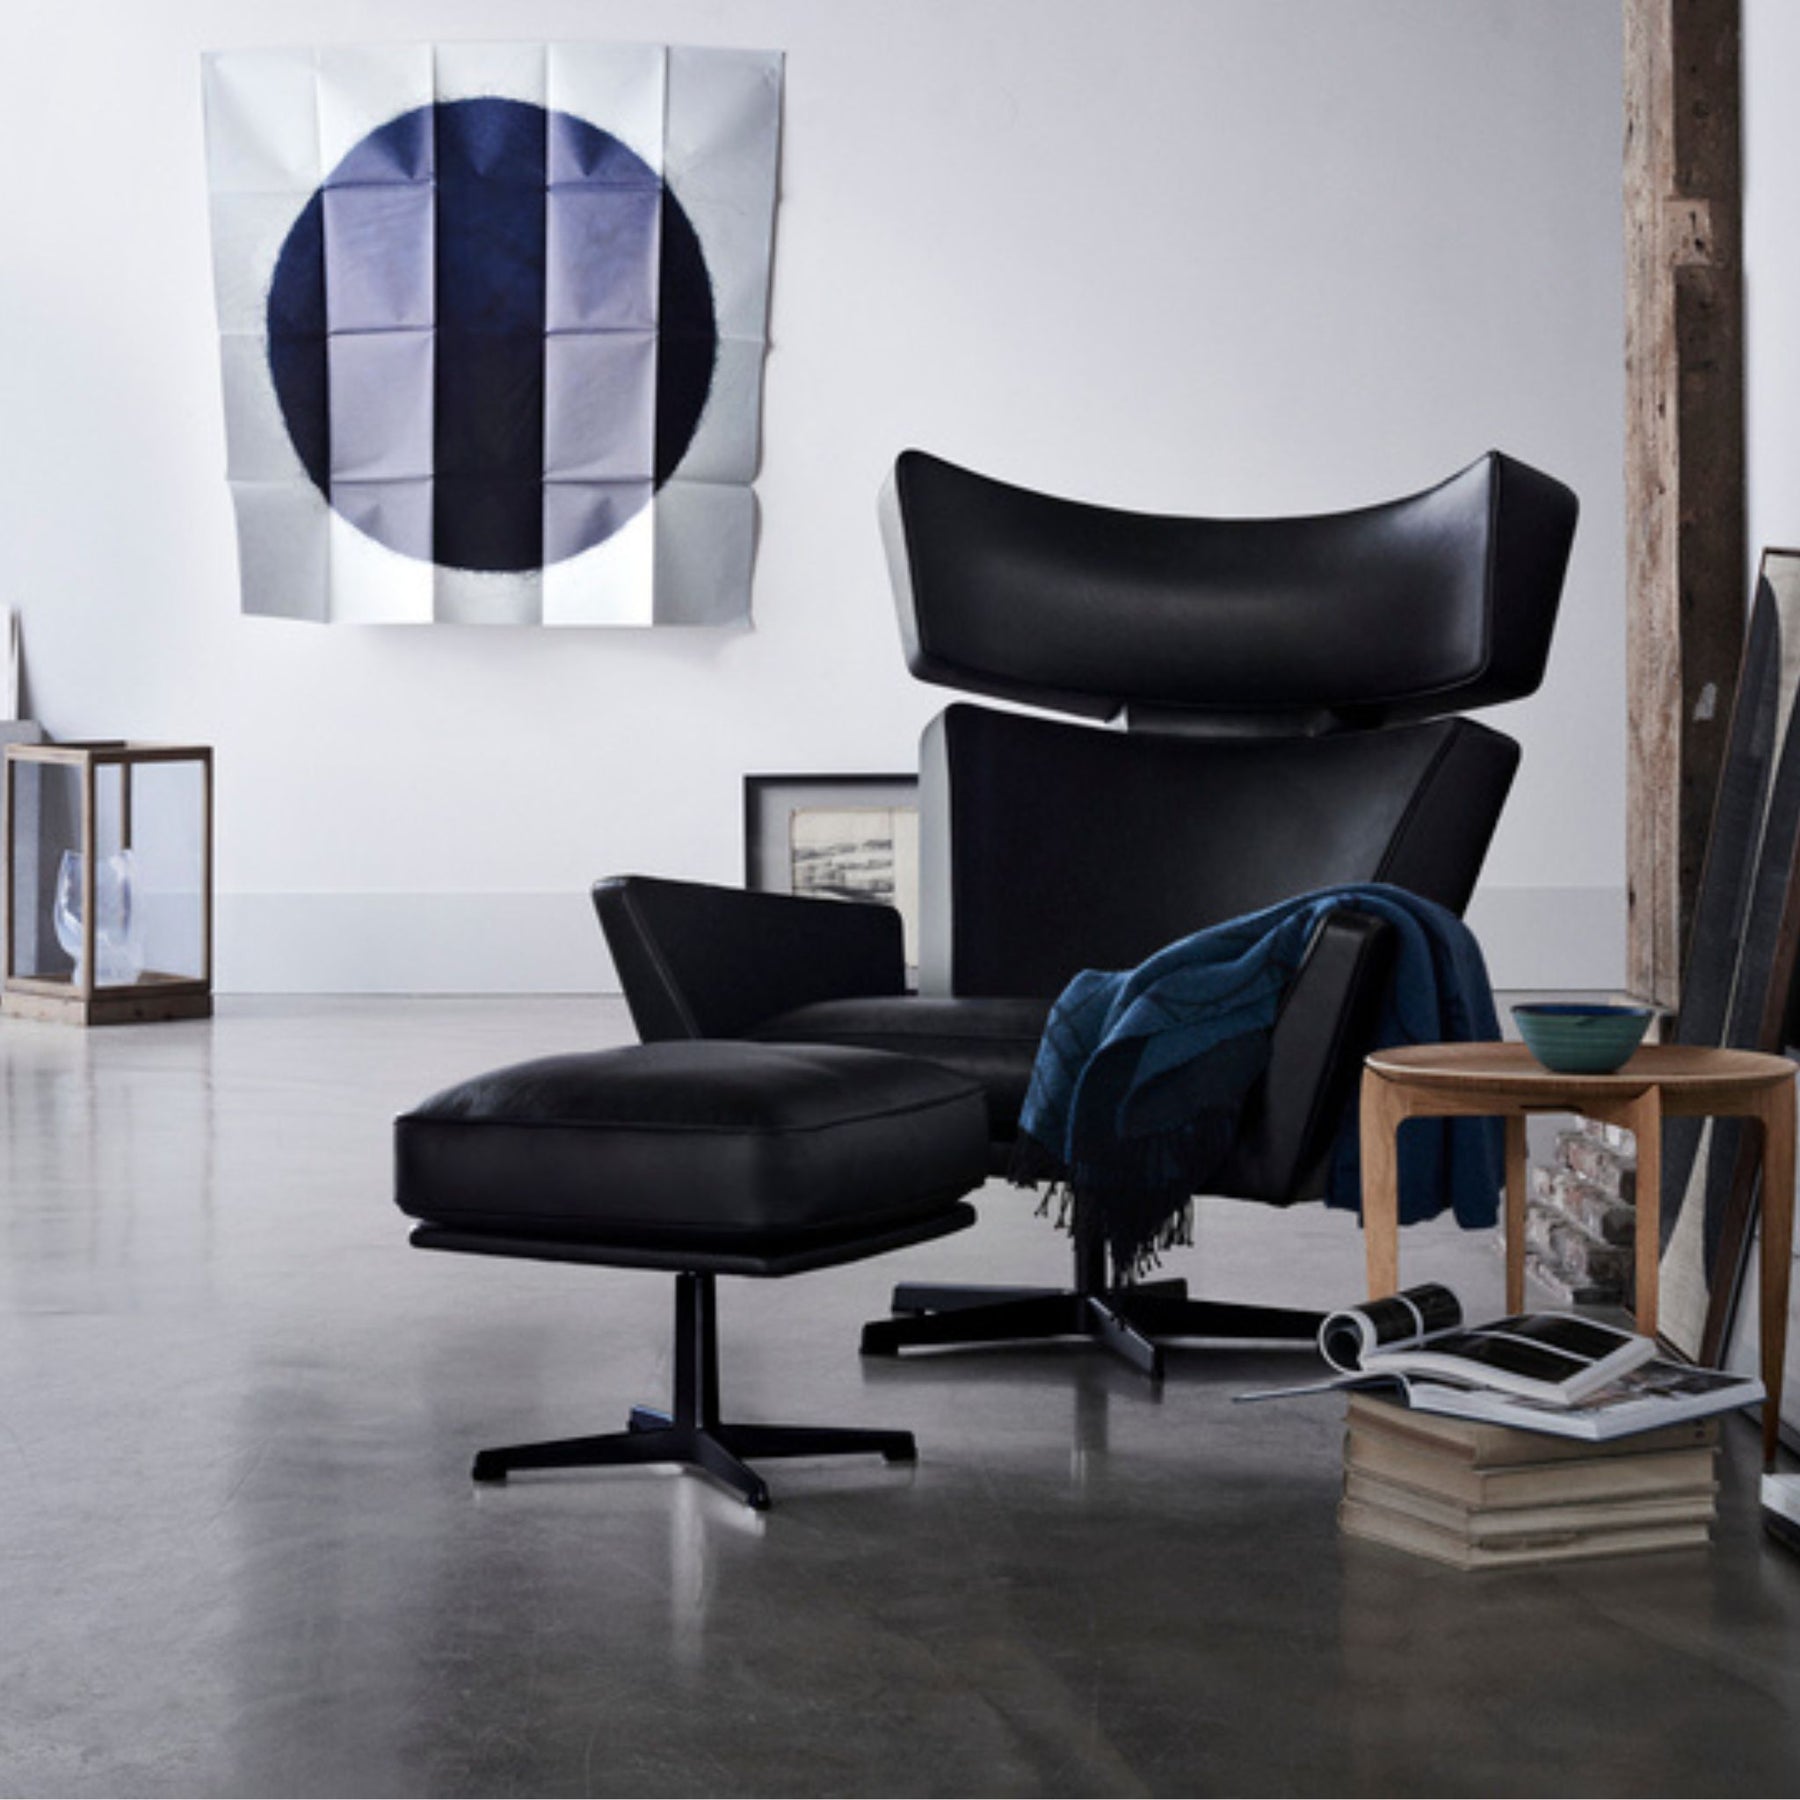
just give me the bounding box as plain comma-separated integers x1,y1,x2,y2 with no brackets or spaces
394,1041,988,1248
746,996,1050,1148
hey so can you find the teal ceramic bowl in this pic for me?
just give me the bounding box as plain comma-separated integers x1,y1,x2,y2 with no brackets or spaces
1511,1002,1655,1075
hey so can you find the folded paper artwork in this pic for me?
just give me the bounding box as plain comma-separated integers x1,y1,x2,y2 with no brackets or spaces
202,43,782,624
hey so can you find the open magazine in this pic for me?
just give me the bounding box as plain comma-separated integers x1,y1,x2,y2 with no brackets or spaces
1239,1282,1764,1442
1317,1282,1655,1403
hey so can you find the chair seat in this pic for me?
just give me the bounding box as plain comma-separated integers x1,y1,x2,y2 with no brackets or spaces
394,1039,989,1248
747,995,1050,1147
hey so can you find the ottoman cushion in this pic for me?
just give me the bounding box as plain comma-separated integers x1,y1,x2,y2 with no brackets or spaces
394,1040,988,1249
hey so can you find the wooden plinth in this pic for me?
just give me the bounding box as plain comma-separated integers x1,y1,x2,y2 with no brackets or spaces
2,972,213,1026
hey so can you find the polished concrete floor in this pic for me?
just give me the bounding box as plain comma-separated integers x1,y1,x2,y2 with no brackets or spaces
3,997,1800,1797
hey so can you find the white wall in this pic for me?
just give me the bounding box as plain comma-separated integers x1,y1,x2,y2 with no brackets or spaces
0,0,1626,993
1747,2,1800,578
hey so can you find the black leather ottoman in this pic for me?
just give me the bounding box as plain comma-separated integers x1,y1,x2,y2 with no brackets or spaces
395,1040,987,1509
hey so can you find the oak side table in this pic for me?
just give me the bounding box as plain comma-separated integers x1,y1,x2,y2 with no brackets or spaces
1358,1042,1796,1467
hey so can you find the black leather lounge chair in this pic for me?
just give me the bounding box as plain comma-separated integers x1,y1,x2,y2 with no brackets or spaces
596,448,1577,1377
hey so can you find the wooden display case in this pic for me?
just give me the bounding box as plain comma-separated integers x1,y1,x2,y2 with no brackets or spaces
2,742,213,1025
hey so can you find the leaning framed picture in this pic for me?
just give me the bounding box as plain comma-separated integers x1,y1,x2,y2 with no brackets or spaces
743,774,920,968
1667,546,1800,1450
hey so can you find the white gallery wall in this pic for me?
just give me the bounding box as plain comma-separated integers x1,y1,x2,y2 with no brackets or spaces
1746,2,1800,580
0,0,1626,993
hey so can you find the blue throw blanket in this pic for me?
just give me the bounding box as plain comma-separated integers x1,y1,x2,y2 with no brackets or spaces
1011,883,1504,1277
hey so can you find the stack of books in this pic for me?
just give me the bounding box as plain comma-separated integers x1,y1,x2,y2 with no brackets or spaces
1339,1393,1720,1569
1238,1282,1762,1568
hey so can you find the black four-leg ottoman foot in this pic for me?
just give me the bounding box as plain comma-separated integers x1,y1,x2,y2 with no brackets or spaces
720,1421,918,1465
471,1420,773,1509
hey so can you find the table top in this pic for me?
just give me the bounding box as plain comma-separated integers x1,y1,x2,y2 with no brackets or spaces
1365,1041,1795,1100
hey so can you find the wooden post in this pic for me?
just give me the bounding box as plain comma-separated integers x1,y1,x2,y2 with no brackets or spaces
1623,0,1744,1010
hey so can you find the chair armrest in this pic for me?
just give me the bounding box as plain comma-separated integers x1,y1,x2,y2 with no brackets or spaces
593,874,907,1042
1223,909,1397,1201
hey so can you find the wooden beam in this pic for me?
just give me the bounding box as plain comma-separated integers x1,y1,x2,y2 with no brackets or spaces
1624,0,1744,1009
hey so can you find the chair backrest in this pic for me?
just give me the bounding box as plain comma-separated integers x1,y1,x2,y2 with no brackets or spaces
919,704,1518,997
882,450,1578,997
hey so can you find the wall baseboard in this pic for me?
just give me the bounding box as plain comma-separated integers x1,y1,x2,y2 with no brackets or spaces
216,885,1626,996
217,892,618,994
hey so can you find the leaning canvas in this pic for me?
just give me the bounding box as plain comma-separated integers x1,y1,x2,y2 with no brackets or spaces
201,42,782,625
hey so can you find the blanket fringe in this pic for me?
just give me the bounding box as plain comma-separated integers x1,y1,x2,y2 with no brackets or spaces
1029,1179,1075,1234
1010,1128,1209,1283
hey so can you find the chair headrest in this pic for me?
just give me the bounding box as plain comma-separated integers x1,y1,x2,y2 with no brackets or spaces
880,449,1577,732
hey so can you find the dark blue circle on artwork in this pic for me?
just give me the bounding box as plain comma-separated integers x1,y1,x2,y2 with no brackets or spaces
265,97,718,574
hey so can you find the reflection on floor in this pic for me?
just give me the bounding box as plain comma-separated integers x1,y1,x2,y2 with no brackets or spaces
0,996,1797,1797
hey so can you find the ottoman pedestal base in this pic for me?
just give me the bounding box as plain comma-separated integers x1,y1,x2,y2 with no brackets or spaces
468,1270,914,1511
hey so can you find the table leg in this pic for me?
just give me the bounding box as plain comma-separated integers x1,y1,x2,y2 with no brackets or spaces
1627,1089,1662,1340
1360,1071,1404,1298
1587,1088,1662,1339
1504,1114,1529,1314
1754,1081,1796,1470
